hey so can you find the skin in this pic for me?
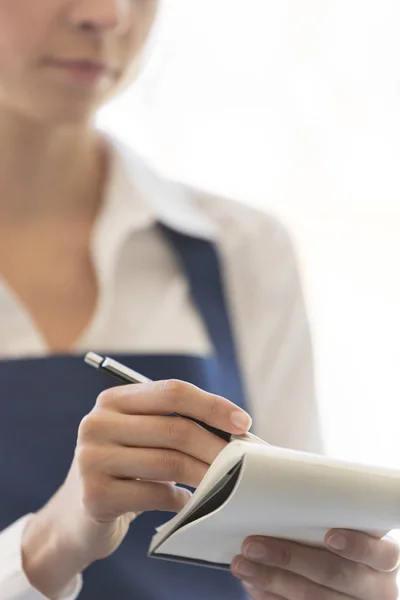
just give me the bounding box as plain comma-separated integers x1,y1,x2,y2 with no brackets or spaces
232,532,400,600
0,0,159,351
0,1,398,599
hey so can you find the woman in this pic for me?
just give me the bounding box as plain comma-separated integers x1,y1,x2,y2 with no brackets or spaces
0,1,398,600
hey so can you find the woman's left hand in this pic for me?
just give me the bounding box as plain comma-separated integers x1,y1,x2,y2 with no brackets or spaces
231,530,400,599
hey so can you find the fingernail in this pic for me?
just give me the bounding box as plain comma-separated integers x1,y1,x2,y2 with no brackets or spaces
231,411,252,431
327,534,347,551
244,542,267,560
234,559,257,577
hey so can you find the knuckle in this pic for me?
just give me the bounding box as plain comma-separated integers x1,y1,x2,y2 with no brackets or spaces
275,545,292,568
167,418,191,447
77,414,96,441
75,444,99,473
351,564,386,600
320,557,349,589
209,394,220,417
81,477,109,513
352,562,374,594
96,388,117,408
161,451,186,481
158,379,186,403
77,412,106,442
81,478,121,521
260,566,277,590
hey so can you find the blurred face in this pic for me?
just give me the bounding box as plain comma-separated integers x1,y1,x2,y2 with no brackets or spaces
0,0,159,124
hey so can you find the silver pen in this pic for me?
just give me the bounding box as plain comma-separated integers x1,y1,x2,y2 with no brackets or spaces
84,352,266,445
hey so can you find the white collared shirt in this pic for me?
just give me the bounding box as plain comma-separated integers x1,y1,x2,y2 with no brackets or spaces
0,133,323,600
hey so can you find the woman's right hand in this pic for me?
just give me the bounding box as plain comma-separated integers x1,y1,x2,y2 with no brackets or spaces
21,380,252,598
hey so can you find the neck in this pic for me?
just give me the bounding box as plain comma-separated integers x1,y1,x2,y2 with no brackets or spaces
0,106,106,224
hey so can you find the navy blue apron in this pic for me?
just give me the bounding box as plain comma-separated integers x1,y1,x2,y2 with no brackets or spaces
0,226,249,599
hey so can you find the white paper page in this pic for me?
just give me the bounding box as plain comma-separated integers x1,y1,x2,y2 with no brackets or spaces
152,444,400,565
153,441,248,536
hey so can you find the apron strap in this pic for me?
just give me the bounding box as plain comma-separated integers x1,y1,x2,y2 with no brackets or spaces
159,224,247,407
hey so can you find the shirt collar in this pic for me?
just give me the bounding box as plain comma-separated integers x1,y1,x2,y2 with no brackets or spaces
105,132,217,239
91,132,218,285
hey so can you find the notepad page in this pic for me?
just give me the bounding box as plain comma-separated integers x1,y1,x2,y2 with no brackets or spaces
151,444,400,566
154,440,248,536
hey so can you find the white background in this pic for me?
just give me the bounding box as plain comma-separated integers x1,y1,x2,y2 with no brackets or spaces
98,0,400,468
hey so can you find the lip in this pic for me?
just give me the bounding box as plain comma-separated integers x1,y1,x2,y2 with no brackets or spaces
43,57,118,84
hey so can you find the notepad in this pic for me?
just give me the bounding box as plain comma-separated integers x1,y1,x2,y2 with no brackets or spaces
148,439,400,569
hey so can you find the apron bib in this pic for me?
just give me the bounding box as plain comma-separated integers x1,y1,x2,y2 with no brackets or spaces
0,227,249,600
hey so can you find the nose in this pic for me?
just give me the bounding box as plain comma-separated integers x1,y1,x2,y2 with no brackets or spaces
68,0,133,35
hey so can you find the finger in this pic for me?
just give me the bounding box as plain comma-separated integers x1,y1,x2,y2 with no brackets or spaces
80,412,227,464
84,478,192,521
326,530,400,572
231,557,353,600
242,582,284,600
241,536,390,600
93,446,209,488
96,379,252,434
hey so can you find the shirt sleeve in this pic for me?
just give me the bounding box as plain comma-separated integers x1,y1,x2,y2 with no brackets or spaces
233,215,325,455
0,515,83,600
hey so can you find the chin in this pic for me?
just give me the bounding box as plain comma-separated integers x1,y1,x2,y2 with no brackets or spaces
15,81,114,127
33,99,102,126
